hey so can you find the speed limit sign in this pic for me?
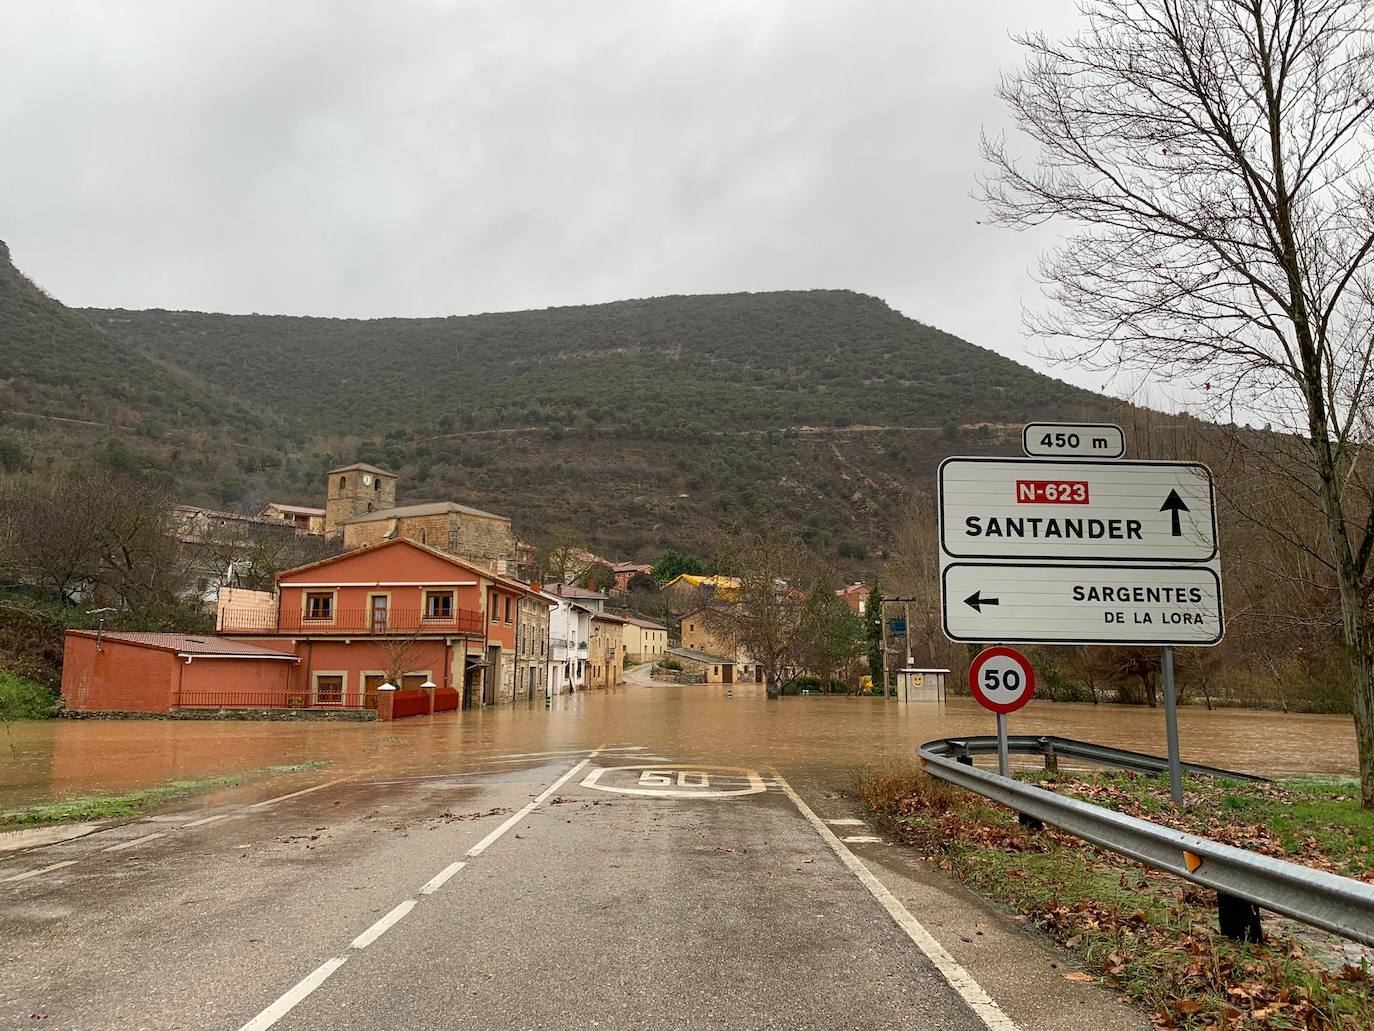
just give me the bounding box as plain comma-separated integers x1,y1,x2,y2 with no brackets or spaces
968,646,1034,714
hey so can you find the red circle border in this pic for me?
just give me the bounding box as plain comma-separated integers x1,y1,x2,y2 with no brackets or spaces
968,646,1035,714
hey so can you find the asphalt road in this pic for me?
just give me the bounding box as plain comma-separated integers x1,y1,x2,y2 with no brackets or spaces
0,739,1146,1030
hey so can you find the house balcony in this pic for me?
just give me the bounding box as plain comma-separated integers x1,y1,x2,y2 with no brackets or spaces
218,607,485,637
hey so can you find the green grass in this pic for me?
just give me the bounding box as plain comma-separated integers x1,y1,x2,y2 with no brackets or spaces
861,765,1374,1028
0,760,329,828
0,669,59,720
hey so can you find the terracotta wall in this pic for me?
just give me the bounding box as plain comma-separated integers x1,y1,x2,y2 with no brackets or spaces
60,635,292,713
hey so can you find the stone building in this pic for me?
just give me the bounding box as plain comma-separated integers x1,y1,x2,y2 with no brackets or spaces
515,592,551,700
620,613,668,663
317,462,516,573
324,463,397,537
339,501,516,573
260,503,326,535
587,612,626,689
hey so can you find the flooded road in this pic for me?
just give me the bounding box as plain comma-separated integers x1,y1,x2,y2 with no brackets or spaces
2,682,1357,811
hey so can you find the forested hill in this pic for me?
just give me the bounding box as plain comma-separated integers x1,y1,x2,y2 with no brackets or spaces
83,290,1100,436
0,240,281,477
0,240,1117,568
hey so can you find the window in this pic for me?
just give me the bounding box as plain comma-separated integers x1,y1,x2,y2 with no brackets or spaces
491,592,500,623
425,591,454,620
315,673,344,705
305,592,334,620
339,476,346,490
504,596,512,625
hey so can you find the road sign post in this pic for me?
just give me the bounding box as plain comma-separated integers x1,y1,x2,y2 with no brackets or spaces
1160,646,1183,804
939,446,1225,808
968,647,1034,778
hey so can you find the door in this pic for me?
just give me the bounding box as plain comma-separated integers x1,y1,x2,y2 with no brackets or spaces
370,595,388,633
723,664,733,684
485,646,500,705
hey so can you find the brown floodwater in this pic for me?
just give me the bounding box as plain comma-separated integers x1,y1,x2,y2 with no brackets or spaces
0,683,1358,811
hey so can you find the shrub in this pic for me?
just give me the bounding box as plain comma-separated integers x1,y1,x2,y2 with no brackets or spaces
0,670,59,719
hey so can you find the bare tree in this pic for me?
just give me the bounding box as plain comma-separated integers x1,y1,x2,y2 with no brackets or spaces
703,527,815,699
981,0,1374,804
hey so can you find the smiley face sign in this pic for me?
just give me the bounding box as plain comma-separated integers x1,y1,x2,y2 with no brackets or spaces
968,646,1034,714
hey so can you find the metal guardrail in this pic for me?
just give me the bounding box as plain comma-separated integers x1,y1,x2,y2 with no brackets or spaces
933,734,1267,782
917,736,1374,947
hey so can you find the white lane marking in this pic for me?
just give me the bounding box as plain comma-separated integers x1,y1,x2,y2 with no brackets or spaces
102,833,166,853
237,749,602,1031
248,779,344,809
350,900,417,950
491,746,643,760
826,818,866,826
418,861,466,895
466,750,601,857
773,771,1019,1031
1,860,79,883
238,956,347,1031
842,835,885,844
180,812,235,828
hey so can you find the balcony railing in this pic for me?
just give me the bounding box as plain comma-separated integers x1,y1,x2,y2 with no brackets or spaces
218,607,485,636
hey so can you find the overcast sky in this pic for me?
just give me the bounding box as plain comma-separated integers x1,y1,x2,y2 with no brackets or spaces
0,1,1137,397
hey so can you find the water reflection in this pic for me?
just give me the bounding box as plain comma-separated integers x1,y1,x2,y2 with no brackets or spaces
0,685,1358,810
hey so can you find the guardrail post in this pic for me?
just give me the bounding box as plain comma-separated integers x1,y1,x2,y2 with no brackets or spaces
1042,738,1058,774
1217,892,1263,943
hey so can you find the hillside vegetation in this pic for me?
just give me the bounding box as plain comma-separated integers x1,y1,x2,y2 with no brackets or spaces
3,239,1111,565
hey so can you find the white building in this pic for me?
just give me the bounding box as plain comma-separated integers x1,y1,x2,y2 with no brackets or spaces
543,589,592,695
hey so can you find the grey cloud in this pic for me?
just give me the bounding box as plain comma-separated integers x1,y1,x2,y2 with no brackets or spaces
0,0,1119,392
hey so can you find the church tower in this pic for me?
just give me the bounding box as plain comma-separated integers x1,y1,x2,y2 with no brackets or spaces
324,463,397,538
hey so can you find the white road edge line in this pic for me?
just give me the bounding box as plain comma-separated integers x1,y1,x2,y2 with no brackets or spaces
248,779,345,809
1,860,79,883
350,900,417,950
102,833,166,853
418,861,466,895
773,771,1019,1031
237,956,348,1031
465,749,600,858
180,812,235,828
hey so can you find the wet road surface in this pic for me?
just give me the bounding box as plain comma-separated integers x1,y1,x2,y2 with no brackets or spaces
2,679,1343,1028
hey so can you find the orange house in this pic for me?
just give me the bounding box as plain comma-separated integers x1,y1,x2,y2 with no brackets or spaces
222,538,541,710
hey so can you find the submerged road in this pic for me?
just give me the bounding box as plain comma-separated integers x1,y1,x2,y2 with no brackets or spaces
0,696,1150,1029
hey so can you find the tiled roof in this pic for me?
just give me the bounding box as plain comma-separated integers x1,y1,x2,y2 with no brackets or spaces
545,583,607,600
327,462,395,477
621,614,667,630
265,503,326,516
669,646,733,664
67,631,298,660
338,501,508,524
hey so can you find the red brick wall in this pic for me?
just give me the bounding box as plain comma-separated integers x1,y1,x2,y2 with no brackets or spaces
278,543,486,628
179,657,292,702
62,635,178,713
266,639,454,702
61,634,299,713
